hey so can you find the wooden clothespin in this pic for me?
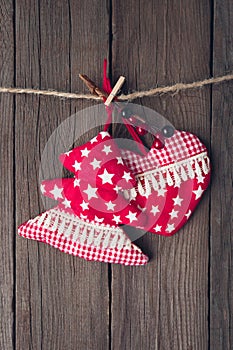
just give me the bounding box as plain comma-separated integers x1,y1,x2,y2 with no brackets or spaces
104,76,125,106
79,74,108,99
79,73,125,106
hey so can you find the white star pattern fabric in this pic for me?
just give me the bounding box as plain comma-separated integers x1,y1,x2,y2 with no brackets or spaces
55,132,147,229
50,185,63,200
40,184,46,194
90,158,101,170
154,225,162,232
125,211,137,223
105,201,116,211
150,205,160,216
122,172,132,182
83,184,98,200
102,145,112,155
173,195,183,206
80,200,89,211
72,160,81,171
18,131,149,266
59,131,137,193
98,169,114,184
81,148,91,157
73,178,80,187
62,198,71,208
193,186,204,199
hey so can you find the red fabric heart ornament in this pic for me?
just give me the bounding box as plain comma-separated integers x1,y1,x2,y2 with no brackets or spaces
121,130,211,236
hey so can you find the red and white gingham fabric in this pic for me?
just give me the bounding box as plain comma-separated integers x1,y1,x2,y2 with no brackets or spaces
121,130,211,236
18,206,148,266
121,130,207,175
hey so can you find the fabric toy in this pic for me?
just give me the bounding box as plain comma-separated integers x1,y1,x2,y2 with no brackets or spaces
121,128,211,236
18,131,149,266
97,63,211,236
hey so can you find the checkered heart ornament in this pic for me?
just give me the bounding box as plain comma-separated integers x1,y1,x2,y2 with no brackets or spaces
101,69,211,237
120,127,211,236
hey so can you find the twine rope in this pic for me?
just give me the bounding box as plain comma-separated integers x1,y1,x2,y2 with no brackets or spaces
0,73,232,101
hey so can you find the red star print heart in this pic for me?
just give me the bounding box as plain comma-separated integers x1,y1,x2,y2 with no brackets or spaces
121,129,211,236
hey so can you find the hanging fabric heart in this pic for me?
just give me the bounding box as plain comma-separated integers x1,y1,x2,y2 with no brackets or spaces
121,128,211,236
100,64,211,237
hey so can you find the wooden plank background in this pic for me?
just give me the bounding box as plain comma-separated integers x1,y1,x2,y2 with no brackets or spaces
0,0,232,349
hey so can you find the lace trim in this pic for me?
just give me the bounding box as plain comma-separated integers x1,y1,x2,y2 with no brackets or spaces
123,152,210,199
29,208,132,250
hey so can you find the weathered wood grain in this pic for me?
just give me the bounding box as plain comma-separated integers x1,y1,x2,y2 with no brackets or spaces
15,1,110,349
210,1,233,348
0,0,232,349
0,1,14,349
111,1,211,349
